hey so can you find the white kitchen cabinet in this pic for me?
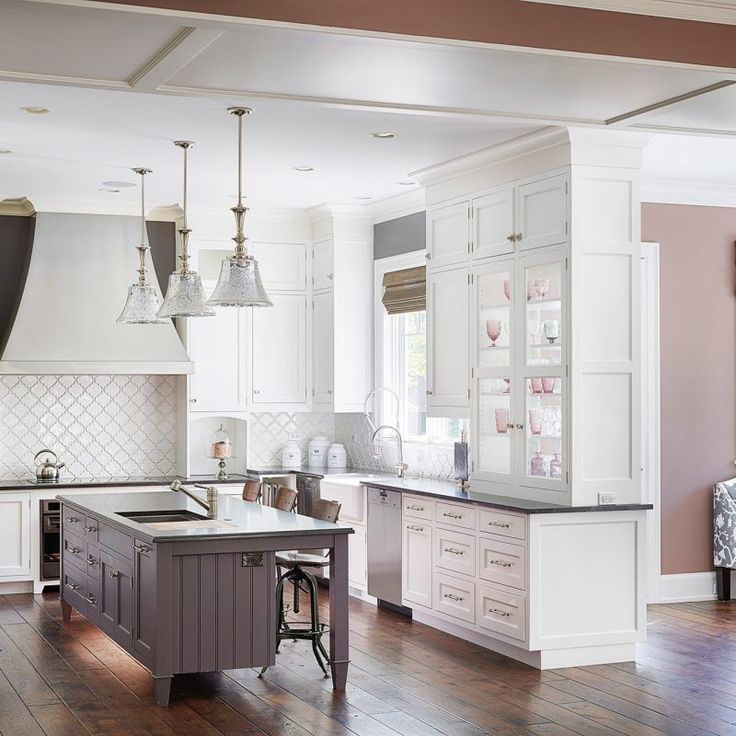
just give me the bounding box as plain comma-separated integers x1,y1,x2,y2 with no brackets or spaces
427,201,470,270
312,238,334,292
402,519,432,609
0,493,31,579
251,293,307,405
472,186,515,260
188,292,248,413
516,174,568,252
426,266,470,418
348,524,367,591
312,290,334,404
250,241,307,291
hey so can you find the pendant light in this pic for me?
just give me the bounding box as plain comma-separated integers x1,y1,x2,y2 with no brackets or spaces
207,107,272,308
157,141,215,318
117,167,167,324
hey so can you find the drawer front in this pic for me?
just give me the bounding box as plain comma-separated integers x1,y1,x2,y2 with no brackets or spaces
98,522,133,560
62,508,85,537
434,572,475,624
436,501,476,531
63,534,86,569
477,584,526,641
478,536,526,591
85,543,101,580
84,515,99,541
403,495,432,521
61,564,87,610
478,508,526,541
85,576,100,622
434,527,476,577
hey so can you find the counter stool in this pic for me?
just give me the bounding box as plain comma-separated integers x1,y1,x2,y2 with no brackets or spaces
260,499,341,677
272,485,297,512
242,480,262,503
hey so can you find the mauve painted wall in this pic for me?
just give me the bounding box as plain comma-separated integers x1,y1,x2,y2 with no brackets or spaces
642,203,736,575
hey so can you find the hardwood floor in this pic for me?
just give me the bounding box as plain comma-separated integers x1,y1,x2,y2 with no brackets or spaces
1,591,736,736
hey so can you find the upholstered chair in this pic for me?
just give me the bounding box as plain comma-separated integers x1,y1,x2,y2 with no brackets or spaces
713,479,736,600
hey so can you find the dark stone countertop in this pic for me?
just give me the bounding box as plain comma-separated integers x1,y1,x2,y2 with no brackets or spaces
0,474,250,492
59,491,352,543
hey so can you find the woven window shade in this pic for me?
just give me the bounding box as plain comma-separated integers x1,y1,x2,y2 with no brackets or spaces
381,265,426,314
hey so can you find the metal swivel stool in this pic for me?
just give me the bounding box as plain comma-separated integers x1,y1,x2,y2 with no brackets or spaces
260,498,341,677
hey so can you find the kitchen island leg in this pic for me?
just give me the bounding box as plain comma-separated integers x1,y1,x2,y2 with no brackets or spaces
61,598,72,623
328,533,350,690
154,676,172,706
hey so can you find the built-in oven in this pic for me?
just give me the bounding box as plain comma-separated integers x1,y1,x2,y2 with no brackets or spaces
40,499,61,581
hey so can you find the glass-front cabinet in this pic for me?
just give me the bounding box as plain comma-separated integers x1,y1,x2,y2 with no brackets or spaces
472,250,566,494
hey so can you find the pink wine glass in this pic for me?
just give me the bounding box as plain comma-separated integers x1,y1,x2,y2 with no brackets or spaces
541,377,556,394
486,319,502,346
529,409,542,435
495,408,510,434
503,279,511,301
534,278,550,300
530,377,543,394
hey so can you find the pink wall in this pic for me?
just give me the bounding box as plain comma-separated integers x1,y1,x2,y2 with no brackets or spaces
642,203,736,574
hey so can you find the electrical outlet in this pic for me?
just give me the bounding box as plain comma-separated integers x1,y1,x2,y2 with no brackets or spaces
598,493,617,506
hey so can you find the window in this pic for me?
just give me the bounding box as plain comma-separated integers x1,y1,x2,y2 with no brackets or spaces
375,251,463,446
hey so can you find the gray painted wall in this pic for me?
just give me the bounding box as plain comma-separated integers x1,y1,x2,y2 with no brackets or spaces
373,211,425,260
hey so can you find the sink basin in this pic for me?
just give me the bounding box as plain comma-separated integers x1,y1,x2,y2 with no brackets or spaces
117,510,208,524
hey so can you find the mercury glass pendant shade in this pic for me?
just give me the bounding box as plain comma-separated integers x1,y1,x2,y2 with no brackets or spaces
157,271,215,318
117,283,167,324
208,254,272,307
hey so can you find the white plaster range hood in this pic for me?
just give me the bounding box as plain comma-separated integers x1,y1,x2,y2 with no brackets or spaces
0,212,193,374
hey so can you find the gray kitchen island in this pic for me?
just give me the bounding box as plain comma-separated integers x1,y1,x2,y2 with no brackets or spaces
58,490,353,706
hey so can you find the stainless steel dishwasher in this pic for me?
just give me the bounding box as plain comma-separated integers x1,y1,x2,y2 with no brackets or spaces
367,487,404,609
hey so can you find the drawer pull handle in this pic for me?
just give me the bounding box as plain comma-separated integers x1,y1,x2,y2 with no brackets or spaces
87,556,98,566
444,547,465,556
489,559,513,568
65,516,79,523
407,525,425,532
84,525,97,533
443,593,464,602
65,582,79,591
68,546,81,555
442,512,463,519
406,505,424,511
134,543,151,554
109,570,119,578
85,595,97,605
488,607,511,618
488,521,511,529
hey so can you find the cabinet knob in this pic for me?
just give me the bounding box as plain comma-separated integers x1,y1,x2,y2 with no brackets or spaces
65,516,79,523
84,595,97,605
506,234,515,242
65,582,79,591
425,253,431,260
134,543,151,554
327,273,334,280
515,423,524,430
327,389,333,395
516,233,522,241
109,570,119,578
426,390,433,396
86,555,98,566
488,607,511,618
84,525,97,533
190,398,197,404
253,389,260,395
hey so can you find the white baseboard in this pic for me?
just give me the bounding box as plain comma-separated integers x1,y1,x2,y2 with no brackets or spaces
660,572,717,603
0,580,33,594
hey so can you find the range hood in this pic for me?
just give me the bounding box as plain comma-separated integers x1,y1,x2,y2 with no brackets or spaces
0,212,193,374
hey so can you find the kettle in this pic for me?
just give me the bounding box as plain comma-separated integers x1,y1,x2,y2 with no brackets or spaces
34,449,65,483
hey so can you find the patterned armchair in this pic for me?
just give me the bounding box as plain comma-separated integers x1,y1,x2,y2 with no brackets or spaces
714,479,736,600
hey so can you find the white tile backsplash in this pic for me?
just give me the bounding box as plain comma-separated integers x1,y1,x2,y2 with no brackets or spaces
248,412,336,467
0,375,177,480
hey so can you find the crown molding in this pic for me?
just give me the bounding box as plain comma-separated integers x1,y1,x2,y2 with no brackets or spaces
0,197,36,216
367,188,426,224
641,177,736,207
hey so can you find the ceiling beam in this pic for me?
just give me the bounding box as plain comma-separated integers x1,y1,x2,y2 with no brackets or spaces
127,26,223,91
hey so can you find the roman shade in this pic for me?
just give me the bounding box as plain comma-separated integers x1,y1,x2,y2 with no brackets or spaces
381,265,426,314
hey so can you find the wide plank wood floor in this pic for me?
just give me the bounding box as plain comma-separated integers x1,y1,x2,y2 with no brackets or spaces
1,591,736,736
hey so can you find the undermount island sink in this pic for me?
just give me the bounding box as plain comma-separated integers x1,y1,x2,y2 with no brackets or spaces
117,509,209,524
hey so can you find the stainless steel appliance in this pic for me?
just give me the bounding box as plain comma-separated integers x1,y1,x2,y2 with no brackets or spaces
34,449,65,482
367,487,404,609
40,499,61,580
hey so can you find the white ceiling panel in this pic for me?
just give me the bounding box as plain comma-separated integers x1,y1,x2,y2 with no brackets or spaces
168,25,729,123
0,0,183,82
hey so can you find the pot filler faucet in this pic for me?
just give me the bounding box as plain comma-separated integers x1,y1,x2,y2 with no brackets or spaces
170,480,218,519
371,425,409,478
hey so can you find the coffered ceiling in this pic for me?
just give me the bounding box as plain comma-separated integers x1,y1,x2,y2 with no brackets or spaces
0,0,735,210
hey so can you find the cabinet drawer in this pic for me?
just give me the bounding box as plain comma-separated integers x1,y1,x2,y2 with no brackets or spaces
85,576,100,623
403,495,432,521
478,536,526,591
98,522,133,560
436,501,476,530
478,508,526,541
434,572,475,624
63,534,86,569
83,515,99,541
85,543,101,580
61,564,86,610
62,509,85,536
434,527,476,577
477,584,526,641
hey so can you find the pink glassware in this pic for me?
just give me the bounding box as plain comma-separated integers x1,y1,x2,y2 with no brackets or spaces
541,377,556,394
533,278,550,299
486,319,502,346
494,408,510,434
502,378,511,394
503,279,511,301
530,451,546,477
550,453,562,480
529,409,542,435
530,377,543,394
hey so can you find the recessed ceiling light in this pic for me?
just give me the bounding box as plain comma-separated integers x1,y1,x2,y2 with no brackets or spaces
370,131,396,139
292,166,314,172
354,195,372,200
102,180,136,188
0,149,12,154
19,106,49,115
397,180,416,186
98,187,120,193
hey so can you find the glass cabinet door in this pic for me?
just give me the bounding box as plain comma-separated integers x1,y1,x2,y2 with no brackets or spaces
477,377,513,478
523,375,563,485
524,258,562,368
475,261,513,371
